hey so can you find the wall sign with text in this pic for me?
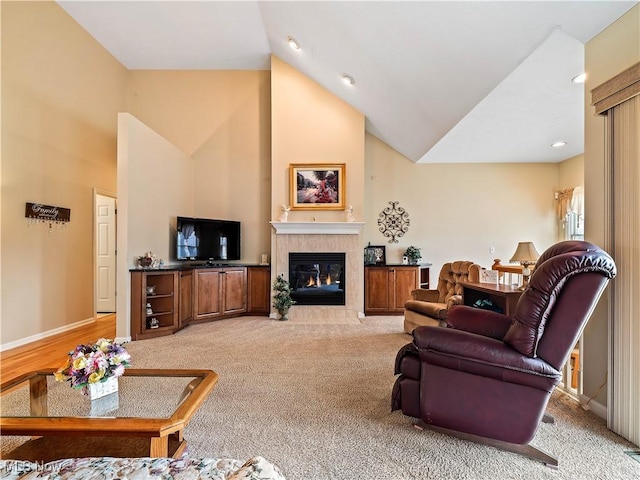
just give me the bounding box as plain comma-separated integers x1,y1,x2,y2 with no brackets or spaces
25,202,71,229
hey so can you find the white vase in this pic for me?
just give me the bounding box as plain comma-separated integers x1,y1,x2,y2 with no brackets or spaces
86,376,118,400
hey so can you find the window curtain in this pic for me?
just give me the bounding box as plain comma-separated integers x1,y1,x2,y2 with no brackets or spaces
593,61,640,446
606,95,640,446
556,187,584,241
570,186,584,227
555,188,574,221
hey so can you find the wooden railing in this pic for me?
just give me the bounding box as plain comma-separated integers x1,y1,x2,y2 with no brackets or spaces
491,259,523,287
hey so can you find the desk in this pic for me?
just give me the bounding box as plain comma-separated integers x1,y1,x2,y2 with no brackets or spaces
461,282,523,316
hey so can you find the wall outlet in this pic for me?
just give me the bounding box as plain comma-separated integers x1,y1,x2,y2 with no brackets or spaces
490,246,496,254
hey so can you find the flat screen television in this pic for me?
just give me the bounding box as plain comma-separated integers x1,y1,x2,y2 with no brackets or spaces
176,216,241,261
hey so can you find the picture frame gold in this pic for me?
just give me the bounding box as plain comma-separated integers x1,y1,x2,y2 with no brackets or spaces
290,163,345,210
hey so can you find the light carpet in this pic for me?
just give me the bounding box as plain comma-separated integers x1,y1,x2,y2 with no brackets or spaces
2,316,639,479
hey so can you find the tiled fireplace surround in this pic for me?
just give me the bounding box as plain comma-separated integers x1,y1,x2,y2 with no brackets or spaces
271,222,365,323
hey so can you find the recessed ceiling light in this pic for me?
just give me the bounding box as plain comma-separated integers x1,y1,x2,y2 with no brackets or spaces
287,36,300,51
342,74,355,86
572,73,586,84
551,141,567,148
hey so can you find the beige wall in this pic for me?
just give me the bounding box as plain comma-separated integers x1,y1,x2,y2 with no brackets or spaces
270,55,365,223
584,4,640,408
116,113,195,338
558,154,584,189
365,134,559,283
1,1,127,345
127,71,272,265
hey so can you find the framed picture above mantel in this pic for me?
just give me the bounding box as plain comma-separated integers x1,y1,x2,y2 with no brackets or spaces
290,163,345,210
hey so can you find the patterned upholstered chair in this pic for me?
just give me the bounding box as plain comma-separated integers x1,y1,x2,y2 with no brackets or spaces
392,241,616,467
403,260,482,333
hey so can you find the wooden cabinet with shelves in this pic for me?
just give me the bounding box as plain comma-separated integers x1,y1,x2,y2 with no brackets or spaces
364,265,419,315
132,265,270,340
221,267,248,315
194,269,221,319
179,269,193,328
247,266,270,314
418,264,430,289
193,267,247,322
130,270,179,340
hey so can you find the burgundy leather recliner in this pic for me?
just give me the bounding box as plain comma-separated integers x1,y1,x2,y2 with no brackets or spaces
391,241,616,467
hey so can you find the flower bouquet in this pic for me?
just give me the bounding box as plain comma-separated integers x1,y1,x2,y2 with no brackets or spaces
55,338,131,398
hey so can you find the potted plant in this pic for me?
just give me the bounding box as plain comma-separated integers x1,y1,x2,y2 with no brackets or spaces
272,274,296,321
403,246,422,265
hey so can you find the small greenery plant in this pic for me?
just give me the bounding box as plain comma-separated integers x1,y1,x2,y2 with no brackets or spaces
272,274,296,321
404,246,422,264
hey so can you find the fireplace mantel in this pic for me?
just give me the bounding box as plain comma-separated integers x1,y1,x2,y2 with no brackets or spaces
271,221,365,321
270,221,365,235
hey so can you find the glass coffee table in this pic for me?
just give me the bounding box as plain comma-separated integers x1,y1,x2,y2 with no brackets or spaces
0,368,218,462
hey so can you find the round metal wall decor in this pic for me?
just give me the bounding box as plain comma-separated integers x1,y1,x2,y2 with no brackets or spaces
377,201,410,243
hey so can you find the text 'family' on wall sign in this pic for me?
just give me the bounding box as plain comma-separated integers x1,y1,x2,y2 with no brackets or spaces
25,202,71,223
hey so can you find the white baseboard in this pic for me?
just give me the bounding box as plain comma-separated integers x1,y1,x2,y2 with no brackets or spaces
0,317,96,352
269,313,278,319
358,312,365,319
116,336,132,344
579,393,607,420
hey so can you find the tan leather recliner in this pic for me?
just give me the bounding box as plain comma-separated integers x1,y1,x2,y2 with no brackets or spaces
403,260,481,334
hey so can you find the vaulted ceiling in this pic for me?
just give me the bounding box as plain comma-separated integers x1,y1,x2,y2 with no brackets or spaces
57,1,638,164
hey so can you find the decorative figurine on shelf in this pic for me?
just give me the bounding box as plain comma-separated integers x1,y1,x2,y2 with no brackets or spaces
278,205,290,222
272,274,296,321
345,205,355,222
403,246,422,265
137,251,158,268
146,303,153,316
148,317,159,329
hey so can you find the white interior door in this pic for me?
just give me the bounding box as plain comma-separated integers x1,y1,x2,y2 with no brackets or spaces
96,193,116,313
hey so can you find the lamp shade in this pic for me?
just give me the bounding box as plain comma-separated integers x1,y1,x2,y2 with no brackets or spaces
510,242,540,264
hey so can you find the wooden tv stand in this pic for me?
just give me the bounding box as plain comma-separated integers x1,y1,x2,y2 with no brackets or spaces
130,265,270,340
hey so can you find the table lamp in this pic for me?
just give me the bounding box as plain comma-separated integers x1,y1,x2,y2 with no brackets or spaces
510,241,540,290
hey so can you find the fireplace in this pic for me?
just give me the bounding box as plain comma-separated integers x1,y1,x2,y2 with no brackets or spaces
271,221,364,321
289,252,345,306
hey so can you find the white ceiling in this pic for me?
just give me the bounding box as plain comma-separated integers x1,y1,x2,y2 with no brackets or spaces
57,1,638,164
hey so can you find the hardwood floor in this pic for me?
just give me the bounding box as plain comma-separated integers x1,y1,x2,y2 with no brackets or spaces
0,314,117,390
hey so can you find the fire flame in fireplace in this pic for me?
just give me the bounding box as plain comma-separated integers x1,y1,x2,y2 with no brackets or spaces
305,274,333,287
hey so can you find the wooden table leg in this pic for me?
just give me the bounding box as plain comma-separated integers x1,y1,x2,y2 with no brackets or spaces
170,431,187,458
149,437,169,457
29,375,48,416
